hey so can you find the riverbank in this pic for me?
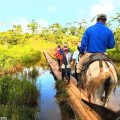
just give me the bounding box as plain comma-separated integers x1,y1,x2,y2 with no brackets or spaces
0,44,41,75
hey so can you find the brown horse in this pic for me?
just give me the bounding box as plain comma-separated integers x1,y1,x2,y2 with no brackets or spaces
78,59,117,107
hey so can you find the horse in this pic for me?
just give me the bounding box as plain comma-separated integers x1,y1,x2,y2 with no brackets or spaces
78,54,118,107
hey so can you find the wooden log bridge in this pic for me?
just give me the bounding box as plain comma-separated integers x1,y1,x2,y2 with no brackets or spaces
44,52,102,120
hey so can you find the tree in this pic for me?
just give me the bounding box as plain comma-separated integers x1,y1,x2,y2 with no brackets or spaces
27,20,39,34
13,25,22,34
110,13,120,51
48,23,63,43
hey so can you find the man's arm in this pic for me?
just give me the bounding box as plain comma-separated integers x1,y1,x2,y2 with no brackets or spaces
79,29,89,54
107,31,115,49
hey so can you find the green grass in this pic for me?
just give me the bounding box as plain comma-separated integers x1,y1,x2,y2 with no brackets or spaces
29,39,57,52
0,44,41,74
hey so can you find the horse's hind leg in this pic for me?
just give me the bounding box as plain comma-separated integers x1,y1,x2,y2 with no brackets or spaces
103,77,115,107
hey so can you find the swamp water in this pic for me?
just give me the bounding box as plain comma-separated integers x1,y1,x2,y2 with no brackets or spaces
1,64,120,120
5,66,73,120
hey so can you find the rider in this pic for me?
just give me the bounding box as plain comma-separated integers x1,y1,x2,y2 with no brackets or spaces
77,14,115,81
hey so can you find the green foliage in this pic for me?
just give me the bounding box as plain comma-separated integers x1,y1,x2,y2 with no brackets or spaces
13,25,23,34
0,45,41,73
114,28,120,51
0,76,39,106
107,49,120,62
0,30,24,45
0,105,38,120
28,20,39,34
0,14,120,73
0,76,39,120
21,46,41,64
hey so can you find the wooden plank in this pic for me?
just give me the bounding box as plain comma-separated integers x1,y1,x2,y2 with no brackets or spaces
44,52,102,120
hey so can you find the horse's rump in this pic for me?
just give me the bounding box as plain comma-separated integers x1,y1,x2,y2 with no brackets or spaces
81,60,117,106
86,60,117,83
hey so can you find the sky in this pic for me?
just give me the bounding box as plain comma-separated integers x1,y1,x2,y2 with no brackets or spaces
0,0,120,32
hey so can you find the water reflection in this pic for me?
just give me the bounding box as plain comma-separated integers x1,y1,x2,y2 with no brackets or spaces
22,66,120,118
36,70,62,120
9,67,62,120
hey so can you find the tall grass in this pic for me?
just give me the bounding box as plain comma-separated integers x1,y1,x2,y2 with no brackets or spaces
0,76,39,120
0,44,41,74
0,76,39,106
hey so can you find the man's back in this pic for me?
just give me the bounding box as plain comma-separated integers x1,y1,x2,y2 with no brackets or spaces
72,50,79,64
77,14,115,78
80,22,115,53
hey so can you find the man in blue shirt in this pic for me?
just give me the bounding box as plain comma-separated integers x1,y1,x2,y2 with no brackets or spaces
77,14,115,75
71,43,80,81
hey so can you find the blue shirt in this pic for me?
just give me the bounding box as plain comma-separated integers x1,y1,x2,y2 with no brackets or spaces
72,50,79,64
79,22,115,53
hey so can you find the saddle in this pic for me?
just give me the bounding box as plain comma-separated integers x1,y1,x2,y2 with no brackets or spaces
82,53,112,71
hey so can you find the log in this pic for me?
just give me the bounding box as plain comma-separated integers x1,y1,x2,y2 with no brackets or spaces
44,52,102,120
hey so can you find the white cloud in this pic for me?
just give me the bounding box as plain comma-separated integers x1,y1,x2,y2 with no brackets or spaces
90,0,115,17
48,5,56,13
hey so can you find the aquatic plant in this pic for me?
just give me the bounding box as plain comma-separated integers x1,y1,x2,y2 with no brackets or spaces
0,75,39,120
29,67,39,80
0,76,39,106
